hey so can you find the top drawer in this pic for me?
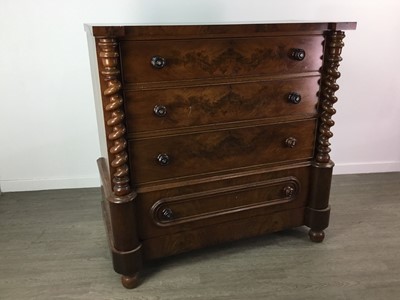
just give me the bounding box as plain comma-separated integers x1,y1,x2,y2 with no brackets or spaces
120,35,324,84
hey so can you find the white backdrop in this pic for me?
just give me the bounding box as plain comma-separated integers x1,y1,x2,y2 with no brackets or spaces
1,0,399,192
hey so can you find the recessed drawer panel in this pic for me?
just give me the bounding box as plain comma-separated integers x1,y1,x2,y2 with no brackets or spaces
129,119,316,183
125,76,319,134
152,177,299,224
120,36,324,84
136,166,310,239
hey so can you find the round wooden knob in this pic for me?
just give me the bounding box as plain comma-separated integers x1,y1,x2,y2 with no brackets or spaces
288,92,302,104
154,105,167,117
151,56,166,69
157,153,170,166
285,137,297,148
283,185,295,197
161,207,174,220
290,48,306,61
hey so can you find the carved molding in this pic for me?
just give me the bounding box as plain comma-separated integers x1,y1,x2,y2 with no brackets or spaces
98,38,131,196
316,31,345,163
151,176,300,226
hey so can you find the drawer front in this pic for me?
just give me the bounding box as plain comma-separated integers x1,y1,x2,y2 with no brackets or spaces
120,36,324,84
137,166,310,239
125,76,319,134
129,119,316,183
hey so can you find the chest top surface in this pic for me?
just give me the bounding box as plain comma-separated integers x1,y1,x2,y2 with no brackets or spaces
85,21,356,38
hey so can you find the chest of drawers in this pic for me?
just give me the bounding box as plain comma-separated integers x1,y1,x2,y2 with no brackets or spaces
85,22,356,288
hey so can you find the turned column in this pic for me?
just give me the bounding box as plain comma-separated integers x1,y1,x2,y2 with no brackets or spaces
97,37,143,288
306,30,346,242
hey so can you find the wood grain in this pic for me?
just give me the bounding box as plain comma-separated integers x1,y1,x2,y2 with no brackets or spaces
124,76,320,135
129,119,317,183
137,166,311,240
120,36,324,84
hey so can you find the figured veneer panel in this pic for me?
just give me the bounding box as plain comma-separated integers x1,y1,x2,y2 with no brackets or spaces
120,36,324,84
124,76,319,134
142,207,305,259
129,119,316,184
137,166,310,239
152,177,299,225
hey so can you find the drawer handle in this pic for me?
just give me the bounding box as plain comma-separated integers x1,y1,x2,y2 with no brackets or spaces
161,207,174,220
290,48,306,61
151,55,166,69
154,105,167,117
285,137,297,148
288,92,302,104
283,185,295,197
157,153,170,166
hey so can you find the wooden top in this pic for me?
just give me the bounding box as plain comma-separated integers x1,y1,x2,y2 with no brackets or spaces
85,22,357,39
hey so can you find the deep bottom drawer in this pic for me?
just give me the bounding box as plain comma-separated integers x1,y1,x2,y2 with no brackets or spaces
137,165,311,240
142,206,305,260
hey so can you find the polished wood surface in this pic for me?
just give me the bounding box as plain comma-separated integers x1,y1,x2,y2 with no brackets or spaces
130,120,316,183
124,76,319,134
316,30,345,164
120,36,324,84
137,166,311,240
97,38,131,197
87,22,357,38
96,37,143,282
304,29,347,241
86,22,356,288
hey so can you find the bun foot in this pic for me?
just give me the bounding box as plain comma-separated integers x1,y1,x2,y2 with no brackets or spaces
308,229,325,243
121,273,140,289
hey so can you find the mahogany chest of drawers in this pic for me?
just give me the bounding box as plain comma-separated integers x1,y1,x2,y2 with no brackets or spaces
85,22,356,288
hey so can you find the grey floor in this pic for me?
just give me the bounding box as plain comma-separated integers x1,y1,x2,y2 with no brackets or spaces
1,173,400,300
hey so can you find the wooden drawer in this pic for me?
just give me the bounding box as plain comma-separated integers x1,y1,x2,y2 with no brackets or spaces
129,119,316,183
137,166,311,239
120,36,324,84
125,76,319,134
